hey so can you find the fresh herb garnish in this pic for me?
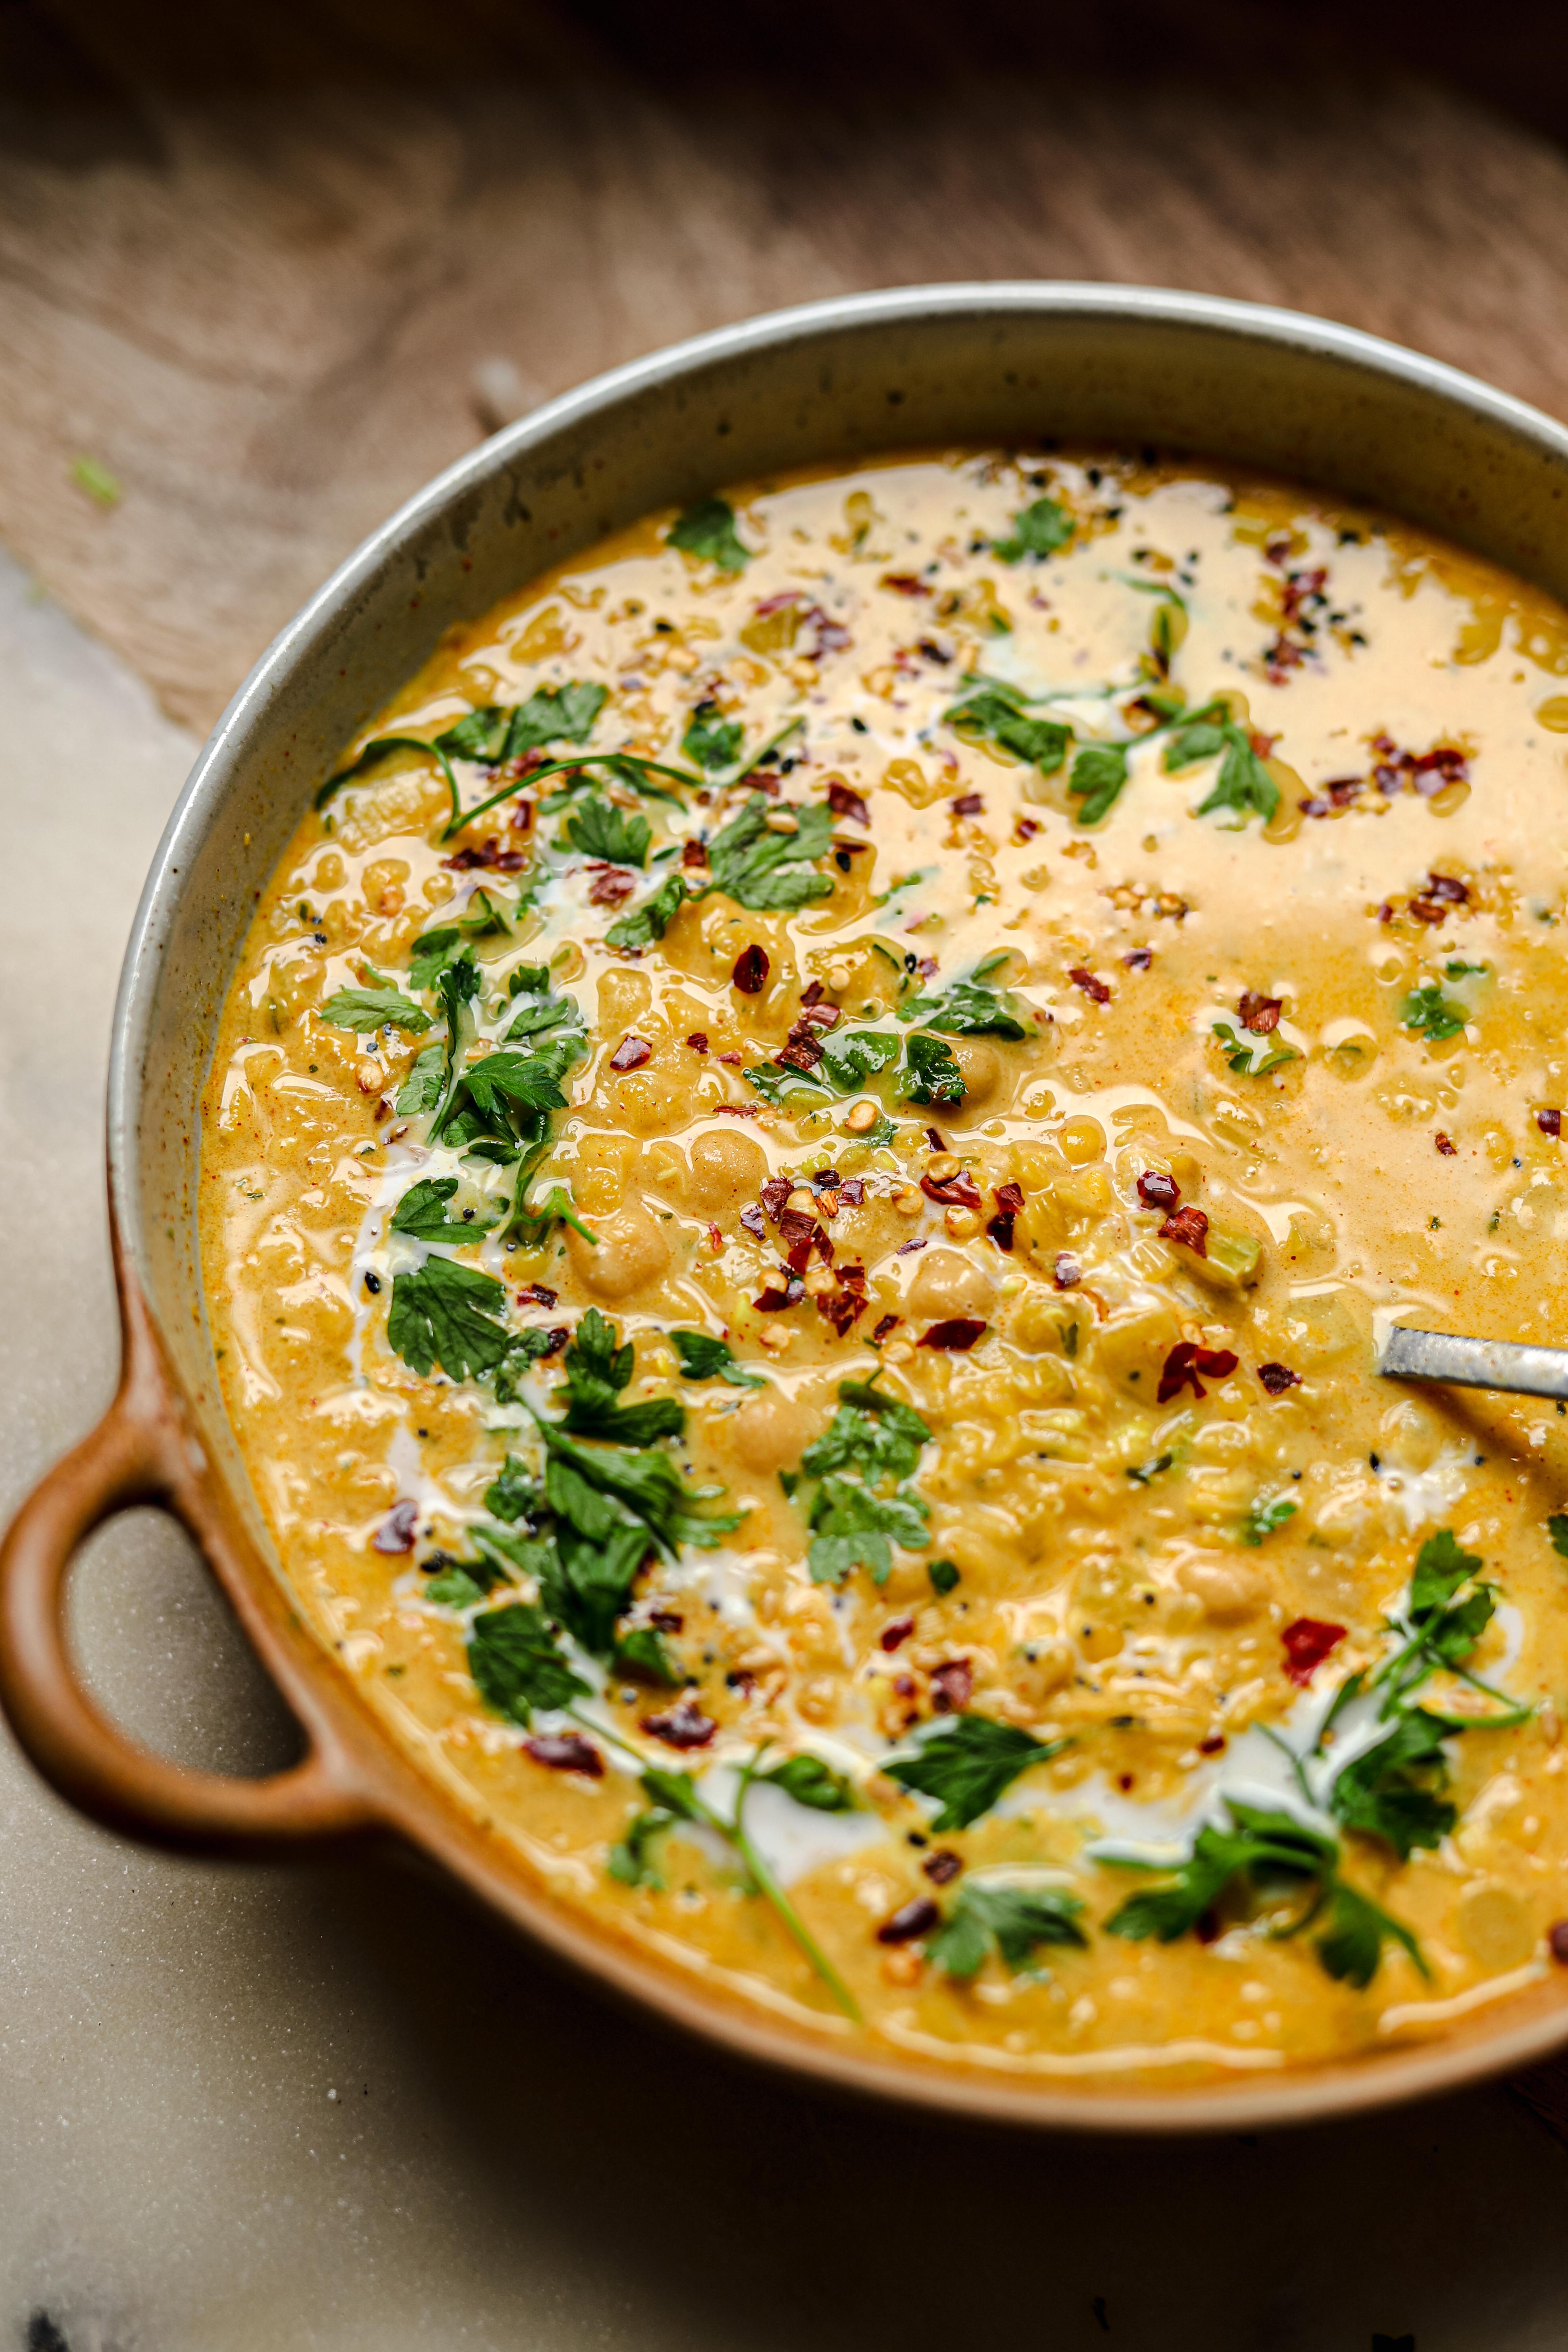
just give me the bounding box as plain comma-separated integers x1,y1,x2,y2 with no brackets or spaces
756,1753,860,1812
885,1715,1064,1832
992,494,1073,563
1067,741,1129,824
927,1557,961,1596
436,681,608,765
606,869,689,952
386,1256,513,1382
793,1380,933,1586
320,972,432,1034
389,1176,493,1243
682,699,744,771
670,1331,766,1389
901,1030,966,1105
1243,1495,1298,1547
943,680,1070,776
410,897,510,987
558,1308,685,1446
1164,704,1279,824
806,1478,930,1585
533,1418,740,1558
1403,983,1468,1042
668,497,751,572
928,1880,1087,1977
1212,1014,1300,1078
558,795,651,867
468,1601,590,1724
703,792,835,913
899,955,1033,1039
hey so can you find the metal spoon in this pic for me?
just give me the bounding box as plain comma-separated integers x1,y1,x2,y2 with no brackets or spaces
1379,1324,1568,1403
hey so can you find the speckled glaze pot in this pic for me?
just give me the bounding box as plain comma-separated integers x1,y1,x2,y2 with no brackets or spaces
8,284,1568,2132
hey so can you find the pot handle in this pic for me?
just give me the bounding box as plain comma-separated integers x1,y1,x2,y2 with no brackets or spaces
0,1293,377,1855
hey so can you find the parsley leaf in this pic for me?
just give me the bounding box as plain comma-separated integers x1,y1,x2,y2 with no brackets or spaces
438,682,608,763
807,1476,930,1584
485,1455,542,1522
703,793,835,913
802,1383,931,1481
409,893,511,986
1410,1528,1483,1617
396,1042,446,1114
460,1049,572,1117
387,1256,512,1382
1243,1495,1297,1547
943,681,1070,775
1067,741,1129,824
1549,1514,1568,1562
606,869,689,952
928,1557,961,1596
558,795,651,868
544,1518,654,1655
756,1754,859,1812
614,1625,682,1685
993,494,1073,563
468,1601,588,1725
668,497,750,572
1403,983,1468,1042
533,1419,741,1556
389,1176,492,1243
559,1307,685,1445
1211,1014,1300,1078
671,1331,766,1389
885,1715,1063,1832
814,1026,902,1090
1164,709,1278,824
682,699,744,771
1315,1880,1427,1990
425,1563,489,1609
928,1880,1087,1977
901,1030,966,1105
320,972,432,1034
1328,1708,1457,1859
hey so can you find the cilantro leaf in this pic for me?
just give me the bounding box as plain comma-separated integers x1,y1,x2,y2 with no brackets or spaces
440,683,608,764
993,495,1073,563
816,1026,903,1089
801,1385,931,1482
389,1176,492,1243
1328,1708,1456,1859
671,1331,766,1389
928,1557,961,1596
1067,741,1129,824
1164,709,1278,824
1104,1803,1336,1944
559,1308,685,1445
485,1454,542,1523
607,1803,677,1888
409,895,510,986
1550,1514,1568,1561
928,1880,1087,1978
545,1519,654,1655
756,1754,859,1813
396,1042,446,1114
1402,982,1468,1042
807,1476,930,1584
703,793,835,913
901,1030,966,1105
682,699,744,771
885,1715,1062,1832
898,974,1031,1040
503,966,585,1045
614,1625,682,1685
425,1564,489,1609
1212,1014,1300,1078
606,869,689,952
386,1256,512,1382
468,1601,589,1725
943,681,1070,775
1315,1879,1428,1990
559,795,651,868
320,974,432,1034
534,1419,741,1555
1243,1495,1297,1547
668,497,750,572
1410,1528,1483,1618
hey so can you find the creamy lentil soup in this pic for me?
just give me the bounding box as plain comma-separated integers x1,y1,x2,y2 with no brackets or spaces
203,449,1568,2083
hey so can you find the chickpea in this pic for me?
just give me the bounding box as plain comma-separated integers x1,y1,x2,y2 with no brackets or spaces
564,1201,671,1299
950,1038,1001,1107
689,1125,769,1213
1175,1555,1264,1623
723,1386,828,1472
908,1249,997,1321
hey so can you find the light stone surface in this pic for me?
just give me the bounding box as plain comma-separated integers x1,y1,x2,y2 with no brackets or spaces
3,545,1568,2351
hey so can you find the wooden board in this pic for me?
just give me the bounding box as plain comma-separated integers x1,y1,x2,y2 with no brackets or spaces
8,0,1568,725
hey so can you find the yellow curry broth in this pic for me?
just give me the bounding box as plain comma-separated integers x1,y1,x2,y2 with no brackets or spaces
202,450,1568,2080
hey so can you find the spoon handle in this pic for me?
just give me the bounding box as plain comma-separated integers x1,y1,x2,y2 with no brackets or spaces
1379,1324,1568,1401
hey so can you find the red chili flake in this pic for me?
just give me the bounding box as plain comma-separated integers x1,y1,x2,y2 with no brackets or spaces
923,1126,946,1151
1053,1252,1081,1290
1549,1921,1568,1966
519,1284,557,1307
525,1732,604,1777
930,1658,973,1713
1124,946,1154,970
510,800,535,833
1257,1361,1301,1395
876,1896,940,1946
610,1034,652,1071
1016,816,1041,843
1378,902,1394,924
922,1848,962,1886
870,1313,900,1345
921,1168,983,1211
706,1222,723,1251
915,956,939,982
1435,1131,1458,1155
1237,991,1282,1034
1300,776,1363,818
1160,1205,1210,1256
1156,1342,1238,1403
797,1002,842,1030
587,864,635,907
443,836,527,872
987,1180,1024,1252
919,1318,987,1351
740,1202,766,1239
535,1326,569,1357
1281,1619,1347,1687
714,1103,760,1116
733,944,770,993
760,1178,792,1221
951,791,985,817
686,1031,709,1053
827,778,871,825
840,1177,866,1205
640,1700,717,1750
1539,1109,1563,1139
879,1615,915,1652
895,1238,926,1256
1424,872,1469,903
777,1035,824,1073
777,1205,825,1255
800,981,825,1007
754,1277,806,1312
1197,1734,1227,1756
372,1499,419,1554
681,839,709,868
1137,1170,1180,1212
881,572,930,596
1068,966,1111,1004
803,603,851,655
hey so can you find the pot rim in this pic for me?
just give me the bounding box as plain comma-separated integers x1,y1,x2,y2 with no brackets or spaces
100,281,1568,2131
